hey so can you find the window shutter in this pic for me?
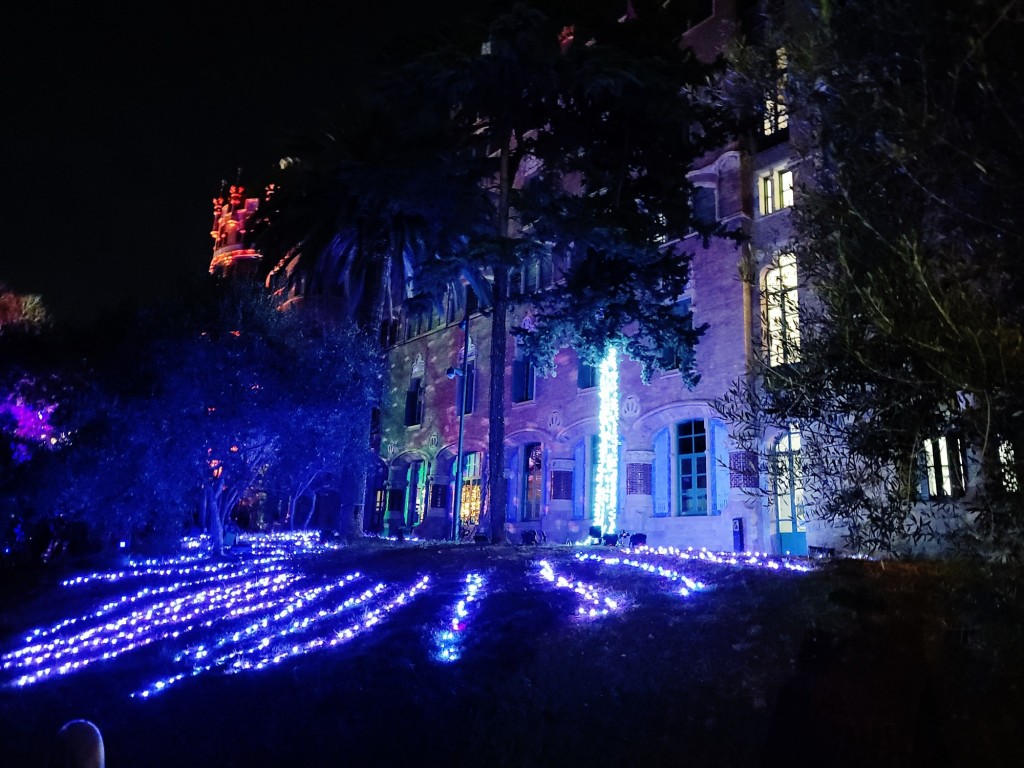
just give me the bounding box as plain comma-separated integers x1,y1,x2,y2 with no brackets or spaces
509,267,522,298
710,419,730,515
918,449,931,500
950,437,966,495
551,470,573,500
693,186,717,226
573,440,586,519
506,449,520,522
405,389,418,426
525,260,540,293
653,428,670,517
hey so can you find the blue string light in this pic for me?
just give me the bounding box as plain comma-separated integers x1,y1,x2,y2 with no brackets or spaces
431,572,484,663
1,532,814,699
595,349,620,535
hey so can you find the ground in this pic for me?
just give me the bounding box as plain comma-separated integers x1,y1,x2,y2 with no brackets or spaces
0,534,1021,767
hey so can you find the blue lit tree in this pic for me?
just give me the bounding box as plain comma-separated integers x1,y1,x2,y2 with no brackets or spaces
135,283,385,552
1,282,384,558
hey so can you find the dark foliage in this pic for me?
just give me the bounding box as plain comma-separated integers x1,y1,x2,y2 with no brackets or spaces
715,0,1024,559
0,281,385,563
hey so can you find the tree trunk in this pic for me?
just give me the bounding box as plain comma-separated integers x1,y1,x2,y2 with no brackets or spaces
345,250,388,541
487,275,509,544
207,485,225,557
487,131,513,545
350,469,367,542
302,493,318,529
348,419,373,541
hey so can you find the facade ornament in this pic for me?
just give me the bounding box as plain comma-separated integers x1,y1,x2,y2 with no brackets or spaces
622,395,641,420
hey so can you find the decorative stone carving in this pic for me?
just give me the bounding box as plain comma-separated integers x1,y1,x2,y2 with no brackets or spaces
622,395,641,419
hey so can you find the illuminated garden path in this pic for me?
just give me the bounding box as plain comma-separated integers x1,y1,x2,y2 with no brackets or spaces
0,532,812,700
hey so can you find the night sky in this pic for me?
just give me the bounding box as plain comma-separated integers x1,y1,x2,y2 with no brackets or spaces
0,5,478,325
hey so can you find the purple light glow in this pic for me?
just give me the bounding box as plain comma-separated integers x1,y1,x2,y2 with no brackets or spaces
1,387,64,463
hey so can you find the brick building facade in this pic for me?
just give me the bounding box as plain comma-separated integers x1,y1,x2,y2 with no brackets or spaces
373,2,834,555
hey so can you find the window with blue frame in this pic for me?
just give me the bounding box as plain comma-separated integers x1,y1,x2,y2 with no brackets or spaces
770,425,805,533
677,420,708,515
512,358,536,402
577,362,598,389
522,442,542,520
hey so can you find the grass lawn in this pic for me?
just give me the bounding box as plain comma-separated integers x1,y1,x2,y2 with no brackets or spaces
0,535,1022,767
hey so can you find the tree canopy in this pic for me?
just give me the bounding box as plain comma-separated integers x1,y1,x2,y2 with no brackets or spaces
1,282,385,560
249,1,729,543
716,0,1024,559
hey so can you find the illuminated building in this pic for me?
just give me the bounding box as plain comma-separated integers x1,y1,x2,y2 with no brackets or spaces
208,184,261,281
375,2,818,554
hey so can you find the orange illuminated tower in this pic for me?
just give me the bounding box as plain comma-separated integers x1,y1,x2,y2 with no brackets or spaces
208,181,261,280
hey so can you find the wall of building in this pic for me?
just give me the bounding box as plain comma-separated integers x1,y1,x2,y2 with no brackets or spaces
375,1,813,555
377,144,777,551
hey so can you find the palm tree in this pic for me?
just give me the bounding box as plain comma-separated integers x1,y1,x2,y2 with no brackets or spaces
250,104,492,537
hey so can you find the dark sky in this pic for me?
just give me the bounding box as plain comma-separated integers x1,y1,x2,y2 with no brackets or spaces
0,5,478,325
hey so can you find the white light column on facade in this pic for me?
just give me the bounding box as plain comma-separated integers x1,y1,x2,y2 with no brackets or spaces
594,348,620,535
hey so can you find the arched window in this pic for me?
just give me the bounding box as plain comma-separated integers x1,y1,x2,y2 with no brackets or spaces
764,253,800,366
770,425,804,537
